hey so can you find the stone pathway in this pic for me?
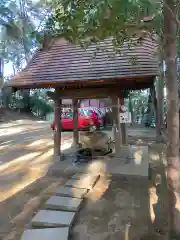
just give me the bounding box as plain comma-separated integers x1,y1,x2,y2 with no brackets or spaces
52,145,149,177
20,173,99,240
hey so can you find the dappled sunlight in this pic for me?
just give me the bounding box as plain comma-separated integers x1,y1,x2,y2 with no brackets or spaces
1,152,51,176
0,152,42,174
1,163,27,176
0,140,13,145
61,141,73,151
136,138,144,144
149,153,160,161
0,150,54,202
0,122,22,129
149,186,158,223
0,144,11,151
0,127,24,137
0,137,71,154
0,122,73,204
27,139,47,147
30,148,53,165
15,120,24,123
174,195,180,232
0,142,37,155
71,160,111,202
87,175,111,202
71,171,111,202
0,138,53,155
35,120,47,123
133,149,143,165
0,138,73,202
0,167,48,202
86,159,106,175
0,140,72,176
175,193,180,211
26,139,53,150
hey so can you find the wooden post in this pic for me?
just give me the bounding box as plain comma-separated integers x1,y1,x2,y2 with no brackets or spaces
54,88,62,159
119,97,128,145
111,95,122,157
73,99,79,150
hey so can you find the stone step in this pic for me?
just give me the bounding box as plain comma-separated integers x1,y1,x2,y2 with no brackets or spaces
21,228,69,240
31,210,75,227
71,173,99,179
65,175,98,189
56,186,88,199
71,174,89,179
44,196,82,212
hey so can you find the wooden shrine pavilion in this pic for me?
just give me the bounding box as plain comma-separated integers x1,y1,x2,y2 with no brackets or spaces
6,34,158,159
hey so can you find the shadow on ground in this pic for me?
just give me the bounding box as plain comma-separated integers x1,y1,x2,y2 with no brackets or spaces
0,173,68,240
70,175,152,240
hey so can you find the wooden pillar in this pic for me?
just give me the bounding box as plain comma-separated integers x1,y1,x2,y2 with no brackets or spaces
111,95,122,157
54,89,62,159
73,99,79,150
119,97,128,145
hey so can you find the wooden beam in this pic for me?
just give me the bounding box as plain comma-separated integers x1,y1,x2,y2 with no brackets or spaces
47,87,116,100
73,99,79,149
47,81,153,100
111,95,122,157
7,74,155,89
54,88,62,158
119,97,128,145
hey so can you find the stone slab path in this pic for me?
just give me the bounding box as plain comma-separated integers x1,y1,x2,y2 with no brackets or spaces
31,210,76,227
65,175,98,189
44,196,83,212
55,186,88,199
21,173,100,240
21,228,69,240
71,174,90,179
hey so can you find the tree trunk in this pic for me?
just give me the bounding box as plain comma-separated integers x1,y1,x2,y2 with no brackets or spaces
150,85,157,125
128,94,134,124
156,52,164,141
19,0,31,113
73,98,79,149
12,63,16,76
164,0,180,237
0,58,4,88
146,91,153,125
150,84,160,141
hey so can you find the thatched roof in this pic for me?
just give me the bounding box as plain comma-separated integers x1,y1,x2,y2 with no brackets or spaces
6,36,158,89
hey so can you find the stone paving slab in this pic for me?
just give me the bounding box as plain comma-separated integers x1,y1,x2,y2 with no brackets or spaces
71,173,89,179
65,175,98,189
71,173,99,179
21,228,69,240
56,186,88,199
31,210,75,227
44,196,82,212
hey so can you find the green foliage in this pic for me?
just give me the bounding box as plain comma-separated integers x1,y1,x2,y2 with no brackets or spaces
30,91,53,117
0,88,53,118
0,76,3,88
127,90,149,124
0,0,49,70
42,0,162,46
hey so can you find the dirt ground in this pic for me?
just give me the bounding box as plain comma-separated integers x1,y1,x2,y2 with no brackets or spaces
71,175,150,240
70,171,167,240
0,174,68,240
0,120,173,240
70,135,170,240
1,172,168,240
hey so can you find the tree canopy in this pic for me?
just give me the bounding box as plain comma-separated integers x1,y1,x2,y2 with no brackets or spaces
43,0,162,46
